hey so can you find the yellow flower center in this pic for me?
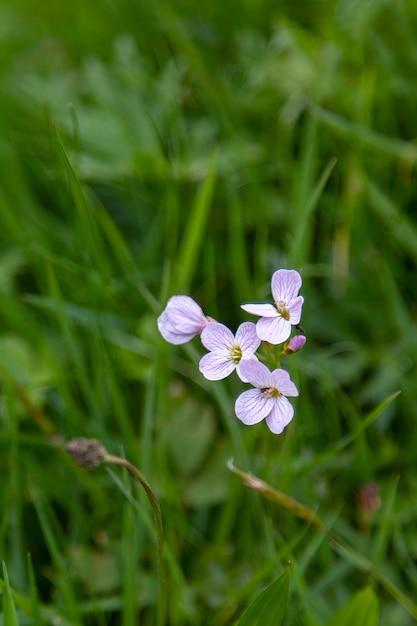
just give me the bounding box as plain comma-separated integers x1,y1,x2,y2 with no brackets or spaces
275,300,290,320
261,387,282,399
229,345,243,364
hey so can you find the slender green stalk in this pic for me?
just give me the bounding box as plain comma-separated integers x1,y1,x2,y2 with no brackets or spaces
228,460,417,621
65,439,167,625
104,453,167,626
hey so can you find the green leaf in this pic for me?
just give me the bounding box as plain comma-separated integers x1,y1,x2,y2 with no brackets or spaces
237,566,290,626
325,587,379,626
2,561,20,626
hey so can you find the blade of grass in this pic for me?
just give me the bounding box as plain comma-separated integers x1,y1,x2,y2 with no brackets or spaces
299,390,401,473
2,561,20,626
174,152,217,294
228,460,417,621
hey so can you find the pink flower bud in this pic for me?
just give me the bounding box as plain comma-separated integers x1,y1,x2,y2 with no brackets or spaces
284,335,306,355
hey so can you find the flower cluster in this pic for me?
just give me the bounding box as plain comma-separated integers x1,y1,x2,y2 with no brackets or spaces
157,269,305,435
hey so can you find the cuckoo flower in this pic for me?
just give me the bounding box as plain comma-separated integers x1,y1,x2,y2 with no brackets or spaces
241,269,304,345
199,322,260,381
157,295,210,345
235,360,298,434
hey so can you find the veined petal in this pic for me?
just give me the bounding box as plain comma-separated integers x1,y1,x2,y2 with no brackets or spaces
237,359,272,388
201,322,234,351
271,369,299,397
236,354,259,382
271,269,302,302
235,322,261,353
162,295,207,333
288,296,304,324
157,320,199,345
241,303,277,318
235,389,272,425
265,397,294,434
256,316,291,344
199,351,235,381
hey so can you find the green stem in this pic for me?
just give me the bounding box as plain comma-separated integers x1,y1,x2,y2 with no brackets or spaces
228,459,417,621
105,454,167,626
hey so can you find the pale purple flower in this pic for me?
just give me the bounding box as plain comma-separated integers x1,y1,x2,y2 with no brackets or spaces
199,322,260,381
241,269,304,345
235,360,299,434
157,295,210,345
284,334,306,355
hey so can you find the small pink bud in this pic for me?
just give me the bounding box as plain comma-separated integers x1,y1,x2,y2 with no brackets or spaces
357,482,381,513
284,335,306,355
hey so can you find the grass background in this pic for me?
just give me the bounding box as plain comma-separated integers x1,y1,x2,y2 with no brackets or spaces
1,0,417,624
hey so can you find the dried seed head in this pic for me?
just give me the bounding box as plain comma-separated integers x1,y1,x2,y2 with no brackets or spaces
65,438,107,469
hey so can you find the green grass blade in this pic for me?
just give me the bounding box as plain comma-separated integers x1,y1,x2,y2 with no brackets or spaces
174,152,217,293
26,553,42,626
325,587,379,626
236,565,290,626
1,561,20,626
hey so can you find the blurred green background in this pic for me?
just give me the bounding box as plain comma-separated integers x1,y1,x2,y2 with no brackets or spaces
1,0,417,624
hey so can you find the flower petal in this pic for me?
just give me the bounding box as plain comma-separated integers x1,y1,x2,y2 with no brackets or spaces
199,351,235,380
200,322,234,351
157,326,197,345
157,311,199,344
288,296,304,324
237,359,272,388
236,354,259,382
162,295,207,333
271,269,302,302
235,322,261,353
256,316,291,344
235,388,272,425
241,303,278,318
270,369,299,397
265,397,294,434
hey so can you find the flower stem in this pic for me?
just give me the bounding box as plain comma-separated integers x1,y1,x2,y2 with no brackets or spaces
105,454,167,626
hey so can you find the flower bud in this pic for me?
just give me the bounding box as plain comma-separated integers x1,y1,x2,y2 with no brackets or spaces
284,335,306,355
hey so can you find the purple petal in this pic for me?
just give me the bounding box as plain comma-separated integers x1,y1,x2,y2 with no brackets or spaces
199,351,235,380
237,359,272,388
200,322,234,351
265,397,294,434
157,311,199,344
256,316,291,344
288,296,304,324
241,303,277,318
235,322,261,353
270,369,299,397
271,269,302,302
236,354,259,382
235,388,272,425
162,295,207,333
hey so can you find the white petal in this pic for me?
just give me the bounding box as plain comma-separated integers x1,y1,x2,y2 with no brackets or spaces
236,355,259,382
241,303,277,318
200,322,234,351
199,351,235,380
271,269,302,302
157,312,198,344
235,322,261,353
265,397,294,434
237,359,272,388
256,316,291,344
288,296,304,324
271,369,299,397
235,389,272,425
163,295,207,333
